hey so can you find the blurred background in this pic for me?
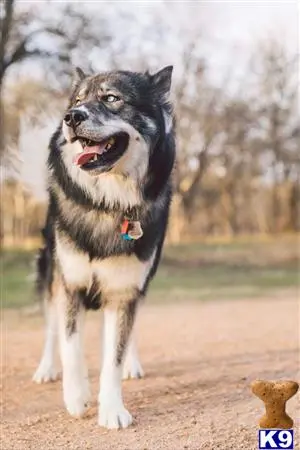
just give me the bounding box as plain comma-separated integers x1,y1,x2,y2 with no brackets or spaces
1,0,299,308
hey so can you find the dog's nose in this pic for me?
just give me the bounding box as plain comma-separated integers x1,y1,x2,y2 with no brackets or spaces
64,109,88,128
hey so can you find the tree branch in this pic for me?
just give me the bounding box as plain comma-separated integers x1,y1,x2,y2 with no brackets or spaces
0,0,15,81
3,26,68,72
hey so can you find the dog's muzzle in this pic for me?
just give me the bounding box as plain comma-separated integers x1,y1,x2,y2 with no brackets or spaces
64,108,88,130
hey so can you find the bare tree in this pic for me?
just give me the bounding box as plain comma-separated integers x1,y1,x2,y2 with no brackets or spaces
173,47,227,219
251,40,299,231
217,100,258,234
0,0,111,157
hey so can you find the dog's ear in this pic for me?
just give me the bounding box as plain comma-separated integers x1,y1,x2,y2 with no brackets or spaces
72,67,86,89
149,66,173,99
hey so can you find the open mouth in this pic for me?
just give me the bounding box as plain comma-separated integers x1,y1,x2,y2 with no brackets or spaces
73,132,129,171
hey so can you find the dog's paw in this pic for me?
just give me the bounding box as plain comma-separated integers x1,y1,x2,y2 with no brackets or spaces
122,359,144,380
32,362,60,383
98,402,133,429
63,378,91,418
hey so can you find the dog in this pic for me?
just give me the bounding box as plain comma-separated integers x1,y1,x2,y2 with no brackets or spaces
32,66,175,429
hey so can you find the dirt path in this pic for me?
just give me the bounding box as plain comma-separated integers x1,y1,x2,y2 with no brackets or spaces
2,293,299,450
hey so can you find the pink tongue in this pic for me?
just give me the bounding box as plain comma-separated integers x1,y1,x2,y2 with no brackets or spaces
74,145,101,166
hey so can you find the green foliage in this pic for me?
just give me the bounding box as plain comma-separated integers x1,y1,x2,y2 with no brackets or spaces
1,250,36,308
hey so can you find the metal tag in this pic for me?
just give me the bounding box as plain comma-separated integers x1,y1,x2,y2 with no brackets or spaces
127,221,143,240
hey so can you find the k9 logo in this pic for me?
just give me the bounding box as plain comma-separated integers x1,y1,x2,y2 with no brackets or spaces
259,430,294,449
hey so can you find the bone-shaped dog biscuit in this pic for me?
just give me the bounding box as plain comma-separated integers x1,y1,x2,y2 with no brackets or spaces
251,380,299,429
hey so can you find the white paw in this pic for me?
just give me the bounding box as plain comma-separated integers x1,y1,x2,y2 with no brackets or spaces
63,377,91,418
98,401,133,429
122,359,144,380
32,361,60,383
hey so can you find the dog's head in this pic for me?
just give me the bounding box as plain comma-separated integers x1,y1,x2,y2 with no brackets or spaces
61,66,173,180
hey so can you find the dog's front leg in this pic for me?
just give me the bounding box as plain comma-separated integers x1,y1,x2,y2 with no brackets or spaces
99,300,137,429
57,285,90,418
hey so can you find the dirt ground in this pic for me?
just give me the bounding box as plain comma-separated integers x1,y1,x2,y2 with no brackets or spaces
2,291,299,450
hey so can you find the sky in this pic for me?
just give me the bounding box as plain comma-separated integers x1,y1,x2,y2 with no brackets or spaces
86,1,298,59
15,1,299,78
88,1,298,83
207,1,297,48
207,2,297,68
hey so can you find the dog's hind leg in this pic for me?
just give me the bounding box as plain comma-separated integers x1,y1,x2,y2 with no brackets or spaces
33,296,59,383
98,299,138,429
122,328,144,380
57,284,90,418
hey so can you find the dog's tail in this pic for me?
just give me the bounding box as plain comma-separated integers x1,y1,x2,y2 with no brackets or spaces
36,206,55,300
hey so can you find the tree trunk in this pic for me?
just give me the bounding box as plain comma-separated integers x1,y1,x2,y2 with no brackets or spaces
0,80,4,158
290,179,300,231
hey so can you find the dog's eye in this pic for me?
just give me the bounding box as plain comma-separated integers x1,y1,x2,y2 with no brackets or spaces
102,94,120,103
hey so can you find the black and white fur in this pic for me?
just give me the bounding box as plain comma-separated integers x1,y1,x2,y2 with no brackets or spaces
33,66,175,429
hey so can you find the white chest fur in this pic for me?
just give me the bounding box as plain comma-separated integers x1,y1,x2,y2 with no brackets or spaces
56,236,156,295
